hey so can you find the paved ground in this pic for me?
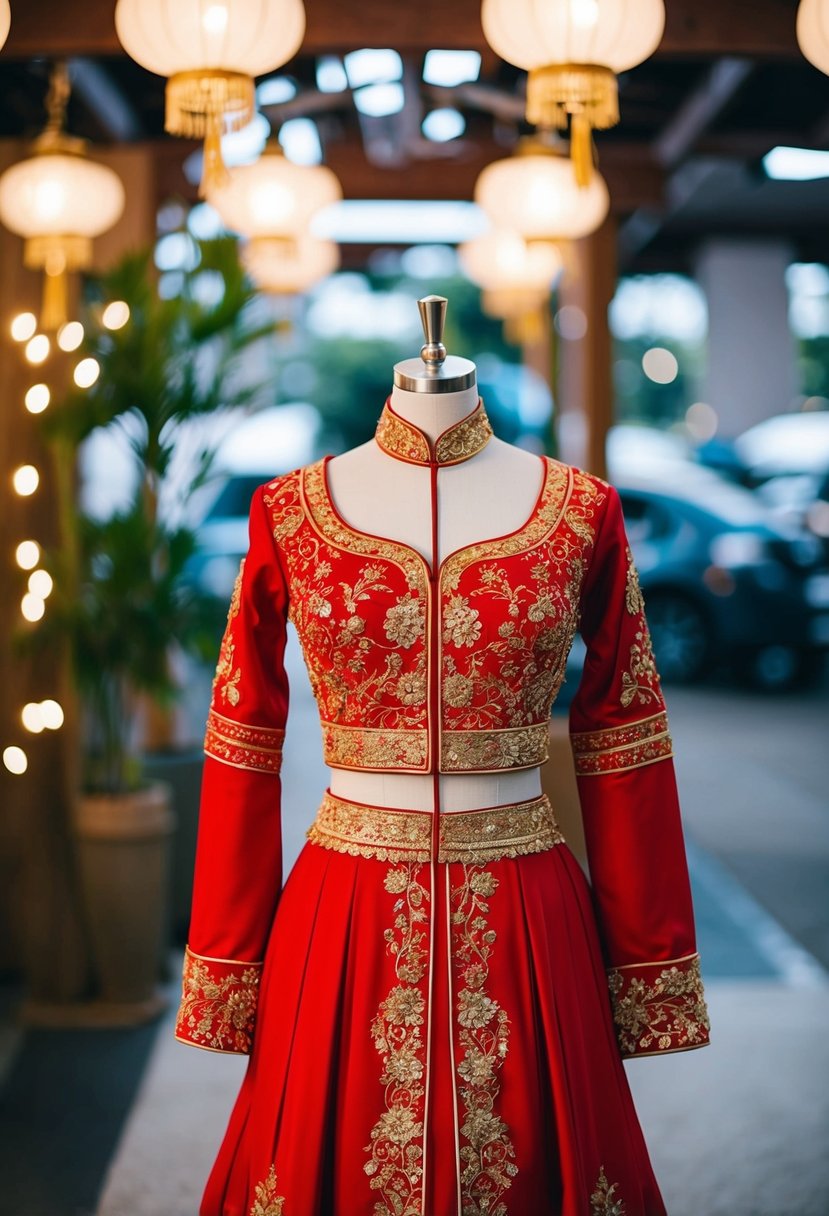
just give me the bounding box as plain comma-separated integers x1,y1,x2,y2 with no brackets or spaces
0,631,826,1216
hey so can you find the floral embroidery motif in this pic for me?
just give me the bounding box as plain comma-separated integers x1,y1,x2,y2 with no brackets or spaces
620,627,662,708
211,558,244,707
441,723,550,771
321,723,428,770
624,546,645,617
175,946,261,1054
385,593,425,647
450,863,518,1214
607,953,711,1057
443,595,482,647
374,396,493,466
363,862,431,1214
250,1164,286,1215
570,710,673,776
306,790,564,864
204,706,285,774
590,1166,626,1215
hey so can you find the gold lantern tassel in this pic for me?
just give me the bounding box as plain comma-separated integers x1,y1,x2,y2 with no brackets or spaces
41,265,68,332
200,109,230,199
570,111,593,188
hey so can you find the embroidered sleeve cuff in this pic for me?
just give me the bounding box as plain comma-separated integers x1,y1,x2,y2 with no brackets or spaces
606,951,711,1059
570,710,673,776
204,706,285,774
174,945,263,1054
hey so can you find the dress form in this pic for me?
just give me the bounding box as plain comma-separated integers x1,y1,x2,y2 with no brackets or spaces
326,297,545,813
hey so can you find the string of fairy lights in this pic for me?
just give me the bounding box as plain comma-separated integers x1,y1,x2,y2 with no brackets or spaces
3,300,130,777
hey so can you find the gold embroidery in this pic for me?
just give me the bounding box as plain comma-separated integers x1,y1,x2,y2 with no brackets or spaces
175,946,261,1054
441,723,550,771
435,408,494,464
570,710,673,775
620,627,662,708
306,790,564,863
261,461,611,775
607,953,711,1057
374,397,493,466
321,722,428,771
590,1166,626,1215
363,862,431,1214
204,707,285,774
250,1164,286,1215
440,794,564,862
451,863,518,1212
440,459,572,592
624,546,645,617
211,557,244,708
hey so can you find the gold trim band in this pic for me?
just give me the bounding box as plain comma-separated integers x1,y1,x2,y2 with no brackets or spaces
306,789,565,863
320,720,551,773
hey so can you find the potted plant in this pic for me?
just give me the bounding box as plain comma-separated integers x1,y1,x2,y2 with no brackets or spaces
21,233,275,1018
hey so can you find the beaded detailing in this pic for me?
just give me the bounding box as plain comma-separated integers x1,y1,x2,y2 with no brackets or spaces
204,706,285,774
374,395,493,465
570,710,673,776
306,789,564,864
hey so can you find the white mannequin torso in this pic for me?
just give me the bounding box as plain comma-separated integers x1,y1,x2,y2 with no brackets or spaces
325,382,546,812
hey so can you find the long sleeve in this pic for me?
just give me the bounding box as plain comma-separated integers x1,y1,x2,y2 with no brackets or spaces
569,482,711,1059
174,483,290,1055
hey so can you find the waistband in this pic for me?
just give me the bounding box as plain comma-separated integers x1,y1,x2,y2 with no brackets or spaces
305,788,565,864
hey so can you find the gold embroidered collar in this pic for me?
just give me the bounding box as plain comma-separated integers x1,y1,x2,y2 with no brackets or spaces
374,395,494,465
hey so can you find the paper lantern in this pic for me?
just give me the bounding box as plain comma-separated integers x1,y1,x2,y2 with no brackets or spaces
115,0,306,197
242,235,339,294
476,138,609,241
481,0,664,183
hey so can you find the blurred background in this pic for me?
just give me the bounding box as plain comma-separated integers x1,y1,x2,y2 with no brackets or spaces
0,2,828,1214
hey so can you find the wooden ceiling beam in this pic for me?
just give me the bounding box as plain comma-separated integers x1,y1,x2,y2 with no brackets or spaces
1,0,803,61
148,135,663,213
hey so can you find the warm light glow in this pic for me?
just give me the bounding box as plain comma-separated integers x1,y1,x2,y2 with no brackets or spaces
208,147,342,239
242,235,340,293
57,320,84,350
0,154,125,239
24,384,50,414
21,592,45,621
642,346,678,384
74,357,100,388
28,569,53,598
481,0,665,73
685,401,718,441
114,0,306,79
459,228,563,292
39,699,65,729
21,703,45,733
202,3,229,35
11,312,37,342
797,0,829,77
25,334,50,364
102,300,130,329
12,465,39,496
16,540,40,569
475,144,610,241
3,746,27,775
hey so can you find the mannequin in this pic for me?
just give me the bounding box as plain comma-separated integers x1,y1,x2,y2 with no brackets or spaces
326,295,545,813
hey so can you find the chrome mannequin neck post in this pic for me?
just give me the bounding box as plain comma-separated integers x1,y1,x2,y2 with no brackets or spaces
392,294,477,394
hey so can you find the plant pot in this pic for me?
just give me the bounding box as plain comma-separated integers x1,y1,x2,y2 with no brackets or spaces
73,780,175,1012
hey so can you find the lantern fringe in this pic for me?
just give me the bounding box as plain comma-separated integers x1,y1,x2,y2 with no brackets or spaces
526,63,619,131
165,70,255,199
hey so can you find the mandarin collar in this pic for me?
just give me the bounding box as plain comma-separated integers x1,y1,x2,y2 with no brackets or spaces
374,395,494,466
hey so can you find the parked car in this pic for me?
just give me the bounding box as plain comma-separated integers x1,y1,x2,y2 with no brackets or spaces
615,465,829,688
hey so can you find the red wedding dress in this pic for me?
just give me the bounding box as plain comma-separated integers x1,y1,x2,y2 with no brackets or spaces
175,397,710,1216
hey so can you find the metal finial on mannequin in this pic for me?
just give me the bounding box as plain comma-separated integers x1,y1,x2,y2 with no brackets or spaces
393,294,476,393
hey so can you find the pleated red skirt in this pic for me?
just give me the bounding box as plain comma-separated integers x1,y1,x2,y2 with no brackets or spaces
199,790,666,1216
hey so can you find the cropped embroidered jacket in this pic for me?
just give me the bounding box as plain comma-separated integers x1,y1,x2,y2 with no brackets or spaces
175,400,709,1062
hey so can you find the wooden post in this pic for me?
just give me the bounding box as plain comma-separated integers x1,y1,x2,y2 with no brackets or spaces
554,213,617,479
